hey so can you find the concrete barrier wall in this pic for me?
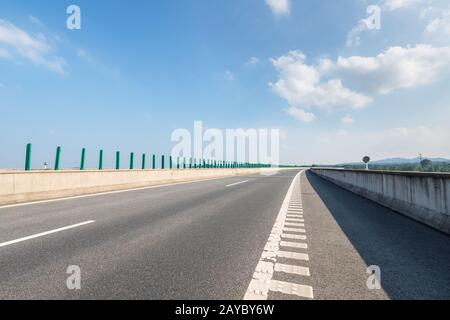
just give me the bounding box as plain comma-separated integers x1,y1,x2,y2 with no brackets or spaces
310,168,450,235
0,168,289,205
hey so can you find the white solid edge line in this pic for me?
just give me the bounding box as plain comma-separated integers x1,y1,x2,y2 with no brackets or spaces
0,220,96,248
226,180,250,188
0,174,257,210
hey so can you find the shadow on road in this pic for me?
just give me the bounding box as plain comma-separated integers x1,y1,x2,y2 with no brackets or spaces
305,171,450,300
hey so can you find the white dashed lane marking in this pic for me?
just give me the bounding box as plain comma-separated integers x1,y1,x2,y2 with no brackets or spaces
283,227,306,233
284,222,305,227
282,233,307,240
0,220,96,248
276,251,309,261
280,241,308,249
244,170,314,300
285,218,304,222
270,280,313,298
275,263,310,277
226,180,249,188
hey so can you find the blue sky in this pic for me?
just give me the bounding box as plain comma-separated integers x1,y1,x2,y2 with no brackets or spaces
1,0,450,168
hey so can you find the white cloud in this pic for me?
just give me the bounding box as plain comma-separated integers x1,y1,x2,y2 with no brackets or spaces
77,48,92,62
286,107,316,123
0,19,65,74
271,45,450,121
381,0,421,11
224,70,234,80
246,57,260,66
266,0,291,16
424,6,450,39
346,20,370,47
28,15,43,26
341,115,355,124
420,6,438,20
321,44,450,95
270,50,373,114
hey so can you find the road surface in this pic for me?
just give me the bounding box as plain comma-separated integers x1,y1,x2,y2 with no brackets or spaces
0,169,449,299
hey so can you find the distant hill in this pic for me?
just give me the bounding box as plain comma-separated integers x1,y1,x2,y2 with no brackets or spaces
339,157,450,166
371,157,450,165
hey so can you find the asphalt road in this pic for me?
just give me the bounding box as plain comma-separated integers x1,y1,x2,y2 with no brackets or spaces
301,171,450,300
0,169,449,300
